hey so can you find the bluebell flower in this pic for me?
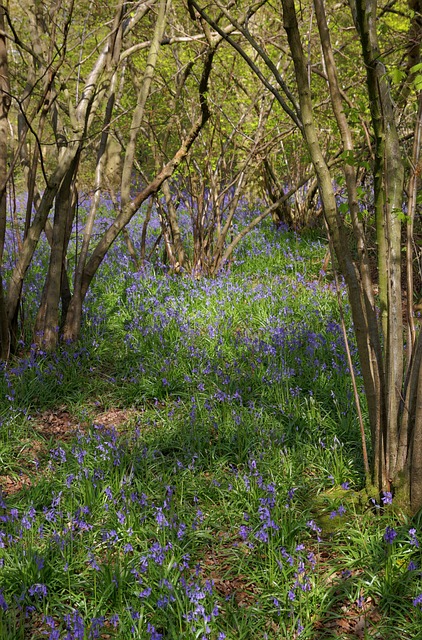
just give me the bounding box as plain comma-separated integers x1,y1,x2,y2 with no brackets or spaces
109,613,119,628
255,528,269,543
65,474,75,488
89,616,104,639
384,526,397,544
63,610,85,640
28,583,47,598
88,553,101,571
381,491,393,505
409,528,419,547
155,507,168,528
239,525,250,541
412,593,422,608
147,623,163,639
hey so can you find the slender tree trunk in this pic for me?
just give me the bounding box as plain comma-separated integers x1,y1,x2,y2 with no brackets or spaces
121,0,169,208
281,0,387,490
353,0,406,496
140,198,154,266
313,0,382,485
34,155,79,349
410,332,422,513
161,180,185,270
0,7,11,360
406,95,422,354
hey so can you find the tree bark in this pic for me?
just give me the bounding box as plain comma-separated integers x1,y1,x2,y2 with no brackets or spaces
281,0,384,479
34,155,79,349
0,6,11,360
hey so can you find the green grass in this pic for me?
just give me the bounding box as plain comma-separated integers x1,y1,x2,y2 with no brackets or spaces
0,218,421,639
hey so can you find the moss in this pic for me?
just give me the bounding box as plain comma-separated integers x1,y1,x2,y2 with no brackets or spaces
311,486,362,535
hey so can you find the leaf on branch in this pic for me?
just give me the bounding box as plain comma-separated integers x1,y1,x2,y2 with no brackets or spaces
388,67,406,85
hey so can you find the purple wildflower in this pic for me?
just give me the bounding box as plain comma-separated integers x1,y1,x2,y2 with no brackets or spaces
28,583,47,598
88,553,101,571
63,610,85,640
255,528,269,543
89,616,104,639
409,528,419,547
116,510,126,525
384,526,397,544
239,525,250,541
155,507,169,528
381,492,393,505
307,519,322,541
413,593,422,608
109,613,119,628
147,623,163,639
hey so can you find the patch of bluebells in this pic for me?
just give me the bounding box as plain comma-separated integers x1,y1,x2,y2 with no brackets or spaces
1,195,356,473
0,203,407,637
275,544,316,631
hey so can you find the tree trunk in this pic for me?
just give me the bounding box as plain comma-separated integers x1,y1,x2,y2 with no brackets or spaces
0,6,11,360
34,155,79,350
281,0,384,459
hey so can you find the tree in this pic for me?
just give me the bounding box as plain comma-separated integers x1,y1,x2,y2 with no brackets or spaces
0,5,11,360
0,0,216,352
189,0,422,513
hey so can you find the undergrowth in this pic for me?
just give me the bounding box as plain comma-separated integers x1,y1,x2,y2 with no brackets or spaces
0,208,421,639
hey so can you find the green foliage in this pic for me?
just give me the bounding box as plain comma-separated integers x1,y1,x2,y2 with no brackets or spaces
410,63,422,92
0,220,421,638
